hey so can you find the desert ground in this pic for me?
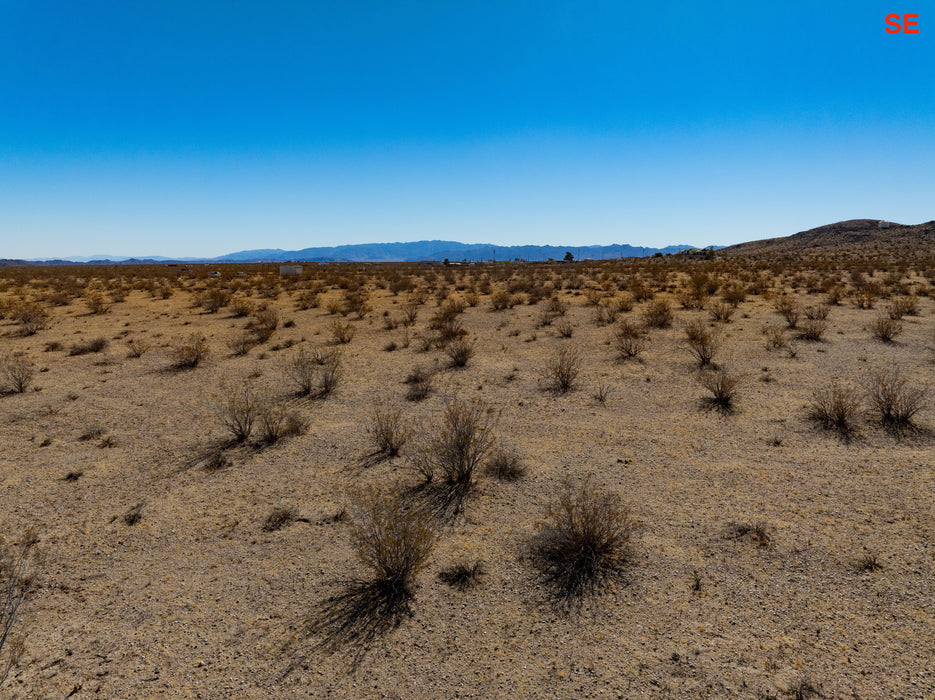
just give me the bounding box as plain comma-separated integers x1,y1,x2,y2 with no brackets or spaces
1,253,933,698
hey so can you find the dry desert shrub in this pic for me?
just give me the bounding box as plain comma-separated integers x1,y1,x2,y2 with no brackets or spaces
125,338,151,358
366,404,413,457
84,292,110,315
262,507,299,532
445,337,474,367
887,296,919,319
227,330,257,357
612,320,649,360
484,445,526,481
490,290,516,311
0,354,34,394
404,365,435,402
696,367,741,412
329,320,356,345
864,368,926,434
727,521,771,547
438,561,486,591
773,296,800,329
250,307,280,343
256,398,308,445
640,298,672,328
412,398,494,517
869,312,902,343
807,380,860,439
306,490,435,663
200,288,231,313
683,320,721,367
720,281,746,306
213,380,257,443
708,301,734,323
229,297,255,318
529,478,634,609
170,334,209,369
0,529,38,685
542,346,579,394
11,302,49,336
284,347,341,398
797,318,828,342
68,336,109,356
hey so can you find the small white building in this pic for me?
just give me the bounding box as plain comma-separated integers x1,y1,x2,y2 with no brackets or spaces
279,265,303,275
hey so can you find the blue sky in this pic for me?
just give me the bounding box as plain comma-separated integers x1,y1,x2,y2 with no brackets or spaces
1,1,932,258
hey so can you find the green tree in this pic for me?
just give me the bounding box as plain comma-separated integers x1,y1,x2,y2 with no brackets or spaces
563,251,574,263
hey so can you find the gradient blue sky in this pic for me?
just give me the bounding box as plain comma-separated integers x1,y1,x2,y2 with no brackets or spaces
1,1,932,258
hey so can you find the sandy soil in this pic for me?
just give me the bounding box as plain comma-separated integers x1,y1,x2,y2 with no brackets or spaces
1,268,933,698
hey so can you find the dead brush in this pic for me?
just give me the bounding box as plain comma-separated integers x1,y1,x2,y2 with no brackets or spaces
0,354,34,394
864,368,926,434
213,380,258,443
869,311,902,343
305,490,435,664
256,398,308,445
284,347,342,398
708,301,734,323
366,404,413,457
125,338,151,358
169,334,209,369
640,298,672,328
727,521,771,547
542,346,580,394
1,528,38,682
439,560,486,590
807,380,860,439
68,336,109,356
796,317,828,342
249,307,280,343
329,320,356,345
529,478,634,609
411,398,494,517
696,367,741,412
445,337,475,368
773,296,800,329
613,320,649,360
404,365,435,402
484,445,526,481
683,320,721,367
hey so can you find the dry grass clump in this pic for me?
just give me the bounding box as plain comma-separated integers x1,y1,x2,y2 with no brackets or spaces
864,368,926,434
256,399,308,445
262,507,299,532
0,354,34,394
542,346,579,394
484,445,526,481
887,297,919,319
438,561,486,591
869,311,902,343
170,334,209,369
529,478,633,609
213,380,258,443
412,398,493,517
683,320,721,367
68,336,109,356
283,347,341,399
640,298,673,328
366,404,413,457
856,551,883,573
696,367,741,412
612,320,649,360
306,491,435,662
807,380,860,439
0,529,37,685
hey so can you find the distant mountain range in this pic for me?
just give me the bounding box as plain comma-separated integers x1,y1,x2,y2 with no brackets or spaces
11,240,699,265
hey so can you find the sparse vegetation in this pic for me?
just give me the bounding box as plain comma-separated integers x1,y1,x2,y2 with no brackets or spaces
807,380,860,439
170,333,209,369
529,478,633,609
0,354,34,394
366,404,412,457
697,367,741,412
542,346,579,394
864,368,926,433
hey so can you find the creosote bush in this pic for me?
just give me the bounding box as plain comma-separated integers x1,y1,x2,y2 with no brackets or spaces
404,365,435,402
284,347,341,398
68,336,109,356
438,561,486,591
864,368,926,433
484,445,526,481
530,478,634,609
445,337,475,368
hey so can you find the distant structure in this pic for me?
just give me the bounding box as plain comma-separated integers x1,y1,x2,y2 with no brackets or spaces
279,265,303,275
878,220,892,229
